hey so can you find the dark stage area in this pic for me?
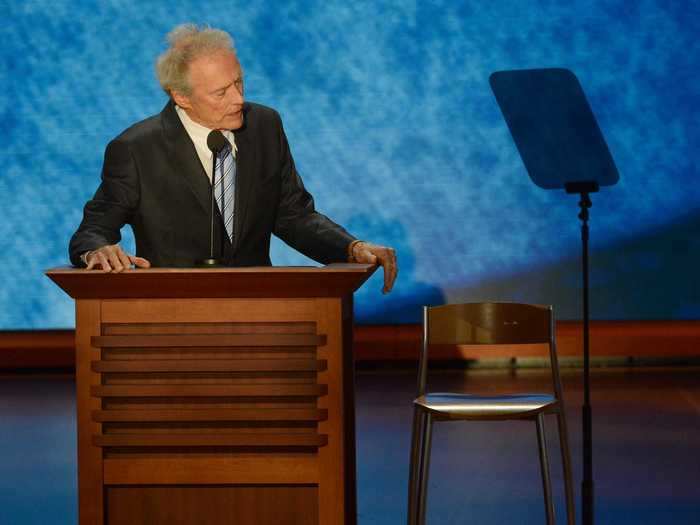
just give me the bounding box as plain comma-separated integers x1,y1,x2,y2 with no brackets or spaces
1,366,698,524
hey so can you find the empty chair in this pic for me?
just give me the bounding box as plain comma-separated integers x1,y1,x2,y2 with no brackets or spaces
407,303,575,525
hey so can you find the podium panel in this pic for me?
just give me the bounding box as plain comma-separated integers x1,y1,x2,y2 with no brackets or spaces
47,266,375,525
107,486,318,525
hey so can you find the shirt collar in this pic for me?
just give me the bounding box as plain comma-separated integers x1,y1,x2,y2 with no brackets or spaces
175,104,237,156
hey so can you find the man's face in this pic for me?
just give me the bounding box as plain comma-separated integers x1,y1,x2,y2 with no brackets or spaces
173,49,244,130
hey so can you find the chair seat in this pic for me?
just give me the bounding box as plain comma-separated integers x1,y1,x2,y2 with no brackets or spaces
414,393,557,419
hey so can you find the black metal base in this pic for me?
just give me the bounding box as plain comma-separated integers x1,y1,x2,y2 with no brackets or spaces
565,181,599,194
195,258,223,267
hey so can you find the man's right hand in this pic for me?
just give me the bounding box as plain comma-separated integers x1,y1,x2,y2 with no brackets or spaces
84,244,151,273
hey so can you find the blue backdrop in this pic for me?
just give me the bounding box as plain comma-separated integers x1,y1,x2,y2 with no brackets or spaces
3,0,699,328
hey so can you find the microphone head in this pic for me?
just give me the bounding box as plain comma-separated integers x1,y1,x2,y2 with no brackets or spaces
207,130,228,153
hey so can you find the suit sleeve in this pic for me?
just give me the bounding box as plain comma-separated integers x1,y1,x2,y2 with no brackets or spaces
271,114,356,264
68,138,140,266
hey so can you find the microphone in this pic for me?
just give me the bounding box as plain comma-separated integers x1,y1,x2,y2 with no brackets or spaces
207,130,228,154
196,130,228,267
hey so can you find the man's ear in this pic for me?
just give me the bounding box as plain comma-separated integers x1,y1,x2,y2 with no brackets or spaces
171,90,191,109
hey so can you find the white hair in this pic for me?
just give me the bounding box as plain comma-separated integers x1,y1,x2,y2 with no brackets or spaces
155,24,235,96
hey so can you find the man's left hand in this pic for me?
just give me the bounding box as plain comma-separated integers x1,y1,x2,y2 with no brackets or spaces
350,241,398,294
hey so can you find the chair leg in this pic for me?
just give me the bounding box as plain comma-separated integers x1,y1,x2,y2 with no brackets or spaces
536,413,555,525
417,411,434,525
556,412,576,525
407,407,424,525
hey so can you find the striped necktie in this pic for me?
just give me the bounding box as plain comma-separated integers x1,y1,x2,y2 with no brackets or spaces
213,143,235,241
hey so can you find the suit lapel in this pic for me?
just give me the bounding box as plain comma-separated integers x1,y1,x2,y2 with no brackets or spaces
161,101,212,216
232,104,256,252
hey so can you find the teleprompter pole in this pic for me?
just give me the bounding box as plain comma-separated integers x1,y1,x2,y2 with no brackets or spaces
568,182,597,525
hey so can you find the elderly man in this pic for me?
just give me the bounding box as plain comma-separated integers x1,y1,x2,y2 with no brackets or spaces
69,24,397,293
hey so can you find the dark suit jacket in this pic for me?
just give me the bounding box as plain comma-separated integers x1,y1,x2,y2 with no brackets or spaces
69,101,355,267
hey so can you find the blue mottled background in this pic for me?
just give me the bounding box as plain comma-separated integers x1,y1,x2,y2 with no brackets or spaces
2,0,699,328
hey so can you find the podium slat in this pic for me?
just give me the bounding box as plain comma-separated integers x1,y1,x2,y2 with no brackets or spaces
91,334,327,348
91,384,328,397
92,408,328,422
102,321,316,335
91,358,327,373
104,456,320,484
93,433,328,447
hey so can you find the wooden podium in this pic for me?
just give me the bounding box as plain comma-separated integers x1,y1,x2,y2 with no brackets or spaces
46,264,376,525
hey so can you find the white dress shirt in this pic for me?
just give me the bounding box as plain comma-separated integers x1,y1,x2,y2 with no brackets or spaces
175,105,237,182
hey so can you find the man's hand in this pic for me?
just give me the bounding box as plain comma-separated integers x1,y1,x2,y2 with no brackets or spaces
350,241,398,294
84,244,151,273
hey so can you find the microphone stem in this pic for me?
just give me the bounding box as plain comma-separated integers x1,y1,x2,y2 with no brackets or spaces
210,155,216,259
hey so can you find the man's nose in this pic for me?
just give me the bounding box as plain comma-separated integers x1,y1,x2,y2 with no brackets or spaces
229,85,243,104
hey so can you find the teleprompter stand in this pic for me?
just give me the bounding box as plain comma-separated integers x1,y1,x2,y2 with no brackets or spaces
490,68,620,525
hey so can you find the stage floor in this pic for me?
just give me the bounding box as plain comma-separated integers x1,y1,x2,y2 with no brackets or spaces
1,366,698,524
